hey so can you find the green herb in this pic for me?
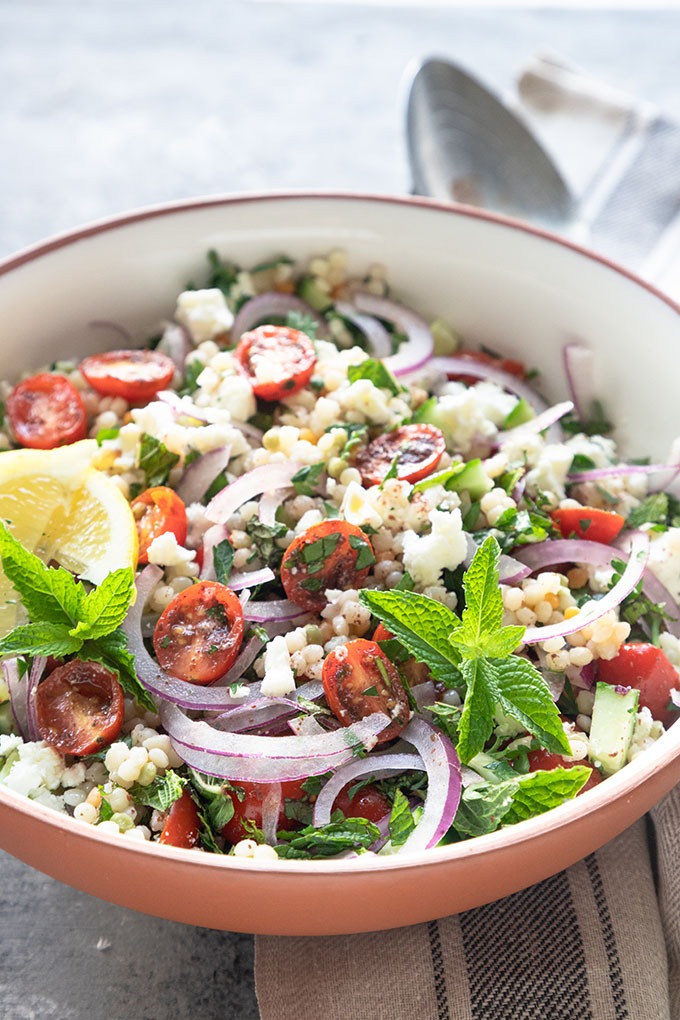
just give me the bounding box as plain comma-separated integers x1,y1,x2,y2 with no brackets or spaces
129,770,186,811
609,556,675,642
561,399,613,437
98,792,114,822
177,358,204,396
136,433,180,491
347,359,401,396
360,537,570,763
213,538,236,585
379,454,400,489
274,815,380,859
291,461,325,496
325,422,370,460
388,788,416,847
244,518,288,568
286,310,320,339
347,532,376,571
96,426,120,445
0,523,154,711
569,453,597,473
626,492,676,530
205,249,240,296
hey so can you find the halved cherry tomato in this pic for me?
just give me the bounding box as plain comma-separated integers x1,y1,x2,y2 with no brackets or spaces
6,373,88,449
153,580,244,685
322,638,410,744
597,642,680,726
447,349,527,385
280,519,375,612
235,324,316,401
220,778,308,845
551,506,625,543
79,348,175,402
334,782,391,823
131,486,188,565
354,423,446,487
373,622,431,687
159,789,202,849
527,749,603,794
35,660,124,756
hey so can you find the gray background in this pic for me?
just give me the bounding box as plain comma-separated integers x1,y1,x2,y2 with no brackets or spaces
2,2,680,1018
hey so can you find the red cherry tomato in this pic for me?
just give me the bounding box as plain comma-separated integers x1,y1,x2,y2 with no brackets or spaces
131,486,188,565
373,622,431,687
153,580,245,685
280,519,375,612
322,638,410,744
527,749,603,794
551,506,625,544
35,660,124,756
354,423,446,487
597,643,680,726
159,789,202,849
235,324,316,401
220,778,308,845
79,349,175,402
447,349,527,385
334,782,391,823
6,373,88,450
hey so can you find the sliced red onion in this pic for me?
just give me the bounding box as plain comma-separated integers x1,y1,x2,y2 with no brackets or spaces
4,658,27,740
258,488,292,528
564,661,597,692
211,634,264,688
205,462,303,525
334,301,392,358
351,292,434,377
410,681,438,714
502,401,573,444
521,531,650,644
227,567,276,592
176,445,232,505
231,292,329,342
288,715,326,736
261,782,282,845
636,570,680,640
199,522,227,581
568,462,680,484
562,342,595,422
313,752,423,827
653,437,680,493
156,322,192,372
156,390,263,444
168,741,357,783
243,599,307,624
464,533,531,584
397,716,462,852
404,356,549,414
26,656,46,741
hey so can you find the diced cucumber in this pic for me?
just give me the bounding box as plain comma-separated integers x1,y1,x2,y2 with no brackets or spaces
588,682,639,777
468,750,518,783
297,276,334,312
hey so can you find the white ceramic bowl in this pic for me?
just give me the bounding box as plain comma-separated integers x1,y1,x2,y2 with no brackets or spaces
1,192,679,936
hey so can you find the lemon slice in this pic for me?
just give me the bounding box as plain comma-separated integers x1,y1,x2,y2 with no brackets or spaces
0,440,138,635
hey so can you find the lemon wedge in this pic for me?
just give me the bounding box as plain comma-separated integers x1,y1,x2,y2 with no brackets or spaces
0,440,138,635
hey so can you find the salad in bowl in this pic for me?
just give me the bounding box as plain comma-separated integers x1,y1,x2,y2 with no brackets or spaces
1,241,678,864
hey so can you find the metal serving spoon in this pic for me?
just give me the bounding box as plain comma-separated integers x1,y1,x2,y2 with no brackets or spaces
405,56,575,232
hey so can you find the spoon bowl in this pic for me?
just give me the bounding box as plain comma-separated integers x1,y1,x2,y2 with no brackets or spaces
405,57,575,231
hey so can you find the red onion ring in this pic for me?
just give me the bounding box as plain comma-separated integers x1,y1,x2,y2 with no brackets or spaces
562,342,595,422
313,751,424,828
205,462,302,525
4,658,27,740
350,292,434,377
397,716,462,852
403,355,549,415
520,531,650,644
156,322,192,372
502,401,573,444
568,462,680,484
258,488,292,527
226,567,276,592
333,301,392,358
230,292,329,342
156,390,264,444
261,782,282,845
176,445,232,505
242,599,308,624
464,533,531,585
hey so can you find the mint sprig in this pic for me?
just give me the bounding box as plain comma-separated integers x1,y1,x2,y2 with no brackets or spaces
0,522,153,711
359,536,570,763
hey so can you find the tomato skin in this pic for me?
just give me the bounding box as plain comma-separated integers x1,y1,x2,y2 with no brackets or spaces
527,749,603,794
131,486,188,565
448,349,527,385
322,638,410,744
280,519,375,612
79,349,175,402
159,789,202,849
551,506,625,543
35,660,124,756
597,643,680,726
235,324,316,401
7,373,88,450
373,622,431,687
220,778,308,845
153,580,245,685
334,782,391,823
354,423,447,487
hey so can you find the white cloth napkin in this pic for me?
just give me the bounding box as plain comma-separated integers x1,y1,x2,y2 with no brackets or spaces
512,52,680,299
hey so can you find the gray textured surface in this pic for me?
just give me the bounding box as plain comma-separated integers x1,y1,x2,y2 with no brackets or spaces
2,3,680,1018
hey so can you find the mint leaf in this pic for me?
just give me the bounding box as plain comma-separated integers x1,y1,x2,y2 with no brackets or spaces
136,433,180,492
453,781,516,837
0,522,84,627
504,765,591,824
213,538,235,585
388,788,416,847
347,359,401,396
491,656,571,755
274,816,380,859
129,770,186,811
71,568,135,641
449,536,508,657
456,658,498,763
358,589,462,688
0,621,83,659
291,461,325,497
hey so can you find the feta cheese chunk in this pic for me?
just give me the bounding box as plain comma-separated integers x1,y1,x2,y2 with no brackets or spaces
146,531,196,568
648,527,680,603
261,634,296,697
175,288,234,343
340,481,384,530
402,507,468,587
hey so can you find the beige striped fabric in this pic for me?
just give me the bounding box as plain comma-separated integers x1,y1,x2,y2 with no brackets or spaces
256,791,678,1020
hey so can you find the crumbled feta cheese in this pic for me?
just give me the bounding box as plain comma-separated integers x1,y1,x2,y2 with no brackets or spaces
175,288,234,343
647,527,680,603
525,443,574,500
434,382,517,453
340,481,384,530
261,634,296,697
627,706,665,761
0,739,65,798
146,531,196,568
402,507,467,587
